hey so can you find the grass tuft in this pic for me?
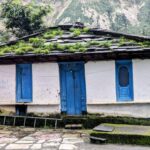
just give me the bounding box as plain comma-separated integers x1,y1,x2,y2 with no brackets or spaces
90,131,150,145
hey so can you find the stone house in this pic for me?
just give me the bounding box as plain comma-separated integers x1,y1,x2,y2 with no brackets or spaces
0,24,150,117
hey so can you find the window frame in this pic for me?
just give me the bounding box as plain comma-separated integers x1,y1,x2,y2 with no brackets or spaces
115,60,134,102
16,64,32,103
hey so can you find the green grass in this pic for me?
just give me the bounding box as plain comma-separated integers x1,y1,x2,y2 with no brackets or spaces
88,40,112,48
29,37,45,48
90,131,150,145
72,28,81,37
43,29,64,39
70,27,90,37
90,123,150,145
0,27,150,55
102,123,150,135
62,115,150,129
118,37,150,48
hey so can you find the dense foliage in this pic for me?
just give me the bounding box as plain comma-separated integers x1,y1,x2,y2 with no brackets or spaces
0,0,51,37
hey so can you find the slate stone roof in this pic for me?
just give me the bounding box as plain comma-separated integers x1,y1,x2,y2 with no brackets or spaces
0,24,150,64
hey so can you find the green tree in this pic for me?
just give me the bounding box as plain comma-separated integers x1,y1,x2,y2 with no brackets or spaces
0,0,51,37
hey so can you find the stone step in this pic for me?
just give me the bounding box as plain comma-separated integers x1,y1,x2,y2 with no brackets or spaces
90,136,107,143
63,116,87,119
65,124,83,129
93,124,114,132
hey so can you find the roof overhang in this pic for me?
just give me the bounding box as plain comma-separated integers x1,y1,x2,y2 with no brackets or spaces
0,49,150,64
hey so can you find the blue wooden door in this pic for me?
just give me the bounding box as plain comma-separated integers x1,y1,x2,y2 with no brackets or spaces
59,62,86,115
16,64,32,102
116,60,133,101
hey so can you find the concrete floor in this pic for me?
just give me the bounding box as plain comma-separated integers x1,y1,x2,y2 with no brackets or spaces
0,126,149,150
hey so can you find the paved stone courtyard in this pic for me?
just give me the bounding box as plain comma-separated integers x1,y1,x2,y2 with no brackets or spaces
0,126,149,150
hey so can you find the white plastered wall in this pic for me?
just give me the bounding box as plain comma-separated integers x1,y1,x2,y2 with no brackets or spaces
32,63,60,105
85,61,116,104
1,60,150,117
0,63,60,107
0,65,16,104
85,59,150,117
85,60,150,104
133,59,150,103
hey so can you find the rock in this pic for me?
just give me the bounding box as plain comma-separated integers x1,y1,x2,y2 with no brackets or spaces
43,142,60,148
36,139,45,144
47,138,62,143
0,137,18,144
21,136,36,141
93,124,114,132
62,137,84,144
62,134,80,138
0,143,6,148
31,144,42,149
5,144,32,149
59,144,78,150
15,140,34,144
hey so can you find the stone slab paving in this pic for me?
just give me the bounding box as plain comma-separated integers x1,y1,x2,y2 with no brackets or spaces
59,144,78,150
30,144,42,150
0,126,149,150
5,144,32,149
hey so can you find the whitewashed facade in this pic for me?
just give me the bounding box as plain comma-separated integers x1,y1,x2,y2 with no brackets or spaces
0,59,150,117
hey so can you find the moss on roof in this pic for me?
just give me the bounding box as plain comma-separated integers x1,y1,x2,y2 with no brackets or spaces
0,27,150,56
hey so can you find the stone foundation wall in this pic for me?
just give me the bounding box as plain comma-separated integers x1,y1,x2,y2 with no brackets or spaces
87,103,150,118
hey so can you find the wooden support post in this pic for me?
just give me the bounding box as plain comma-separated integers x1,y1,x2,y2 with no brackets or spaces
44,119,47,128
24,117,26,127
55,119,58,129
3,116,6,125
13,117,16,126
34,118,36,128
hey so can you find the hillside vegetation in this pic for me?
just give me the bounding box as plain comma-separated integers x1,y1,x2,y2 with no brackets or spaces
0,0,150,36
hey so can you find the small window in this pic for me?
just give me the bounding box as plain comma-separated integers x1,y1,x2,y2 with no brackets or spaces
116,60,133,101
16,64,32,103
119,66,129,87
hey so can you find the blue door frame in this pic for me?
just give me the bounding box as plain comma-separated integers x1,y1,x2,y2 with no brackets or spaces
115,60,133,101
59,62,86,115
16,64,32,103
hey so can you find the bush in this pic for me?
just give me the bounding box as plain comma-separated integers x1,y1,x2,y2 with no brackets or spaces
29,38,45,48
1,0,51,37
34,48,50,54
90,131,150,145
61,115,150,129
72,28,81,37
15,45,34,55
43,29,64,39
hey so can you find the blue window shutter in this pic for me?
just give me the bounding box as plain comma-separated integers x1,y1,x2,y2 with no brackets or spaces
115,60,133,101
59,64,67,112
79,63,87,112
16,64,32,102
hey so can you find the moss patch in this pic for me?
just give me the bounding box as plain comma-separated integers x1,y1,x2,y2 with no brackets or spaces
61,115,150,129
88,40,112,48
118,36,150,47
0,28,150,56
90,131,150,145
1,114,150,131
90,123,150,145
43,29,64,39
70,27,90,37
